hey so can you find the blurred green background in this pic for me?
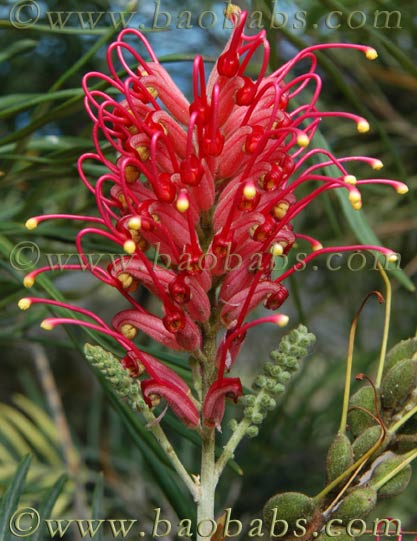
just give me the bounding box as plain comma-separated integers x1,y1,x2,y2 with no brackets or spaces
0,0,416,536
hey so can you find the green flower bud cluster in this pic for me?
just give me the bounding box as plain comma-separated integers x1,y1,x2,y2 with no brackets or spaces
84,344,144,410
240,326,315,438
252,325,315,397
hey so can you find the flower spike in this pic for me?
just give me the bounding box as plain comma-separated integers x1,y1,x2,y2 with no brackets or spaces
24,12,403,431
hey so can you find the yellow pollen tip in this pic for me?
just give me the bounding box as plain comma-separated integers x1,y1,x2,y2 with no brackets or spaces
40,320,54,331
271,243,284,257
352,201,362,210
348,190,362,204
372,159,383,171
357,120,370,133
123,240,136,254
25,218,38,230
276,315,290,328
147,86,158,99
128,217,142,231
120,323,138,340
297,134,310,147
387,253,398,263
118,273,133,289
136,145,150,162
125,165,139,183
243,183,257,200
224,3,241,19
23,275,35,288
313,243,323,252
365,47,378,60
273,202,289,220
344,175,357,185
176,193,190,213
396,183,409,195
18,298,32,310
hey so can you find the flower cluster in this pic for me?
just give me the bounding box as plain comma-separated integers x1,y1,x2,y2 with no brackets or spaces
20,6,406,430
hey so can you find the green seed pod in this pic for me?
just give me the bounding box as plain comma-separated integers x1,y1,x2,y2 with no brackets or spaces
352,426,384,460
384,338,417,374
333,487,377,520
370,454,412,499
263,492,317,534
348,386,378,437
326,433,353,483
381,359,417,410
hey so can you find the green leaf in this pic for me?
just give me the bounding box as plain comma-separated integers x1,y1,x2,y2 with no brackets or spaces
0,405,62,466
0,454,31,541
0,40,37,63
91,474,104,541
28,474,67,541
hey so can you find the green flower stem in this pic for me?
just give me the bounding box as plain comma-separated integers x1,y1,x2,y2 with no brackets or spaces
140,406,200,502
196,321,220,540
215,387,271,478
339,319,357,434
340,291,383,433
372,449,417,491
215,417,251,479
375,264,392,388
197,429,216,541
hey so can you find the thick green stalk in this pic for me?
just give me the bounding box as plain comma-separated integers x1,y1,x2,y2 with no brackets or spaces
197,429,217,541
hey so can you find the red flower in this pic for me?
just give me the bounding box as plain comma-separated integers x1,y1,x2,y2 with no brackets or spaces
22,7,405,429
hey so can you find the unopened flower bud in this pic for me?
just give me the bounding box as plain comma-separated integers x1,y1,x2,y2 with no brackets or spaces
245,425,259,438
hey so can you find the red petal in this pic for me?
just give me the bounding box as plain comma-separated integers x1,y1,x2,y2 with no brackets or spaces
203,378,243,428
141,379,200,428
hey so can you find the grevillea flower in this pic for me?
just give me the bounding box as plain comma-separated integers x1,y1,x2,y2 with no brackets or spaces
21,6,406,430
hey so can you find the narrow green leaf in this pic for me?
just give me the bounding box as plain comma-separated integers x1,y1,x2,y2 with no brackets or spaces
0,454,32,541
0,405,62,466
12,395,60,447
91,474,104,541
28,474,67,541
0,40,37,63
0,417,32,458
